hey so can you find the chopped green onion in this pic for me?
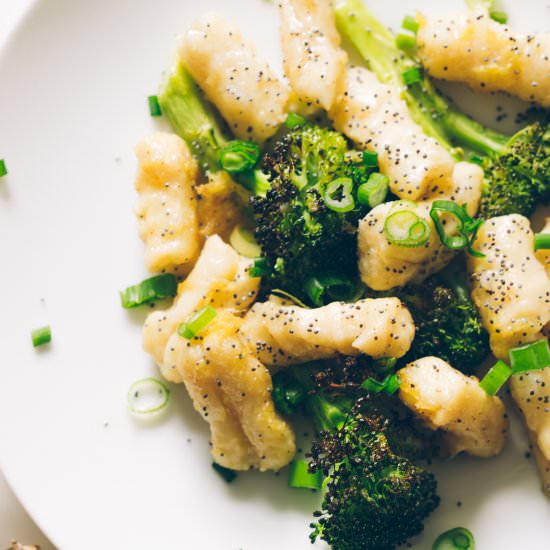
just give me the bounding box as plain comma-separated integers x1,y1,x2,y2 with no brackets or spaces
479,360,512,396
362,374,401,395
362,150,379,167
535,233,550,251
249,257,269,278
218,140,260,174
432,527,475,550
323,177,355,213
304,272,359,306
357,172,389,208
402,67,422,85
402,15,419,34
396,33,416,51
178,306,217,340
0,159,7,177
384,210,431,247
127,377,170,414
288,460,323,490
120,273,178,308
31,325,51,347
229,225,261,258
285,112,307,129
148,95,162,117
490,10,508,24
509,339,550,373
429,200,484,257
212,462,237,483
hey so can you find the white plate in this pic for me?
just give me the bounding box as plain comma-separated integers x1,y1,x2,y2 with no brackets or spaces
0,1,549,548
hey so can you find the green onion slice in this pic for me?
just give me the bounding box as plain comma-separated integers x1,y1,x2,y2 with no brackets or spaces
0,159,7,177
285,112,307,129
490,10,508,24
402,67,422,85
362,374,401,395
304,272,360,306
362,150,379,167
218,140,260,174
128,377,170,414
535,233,550,251
479,360,512,396
432,527,475,550
357,172,389,208
120,273,178,309
384,210,431,247
288,460,323,490
429,200,484,257
396,33,416,51
402,15,420,33
31,325,51,347
229,225,261,258
148,95,162,117
249,257,269,278
323,177,355,213
212,462,237,483
178,306,217,340
509,339,550,373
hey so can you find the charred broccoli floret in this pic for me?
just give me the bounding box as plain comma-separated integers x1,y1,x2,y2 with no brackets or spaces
309,403,440,550
251,124,387,298
335,0,550,219
396,260,490,373
273,364,440,550
477,117,550,218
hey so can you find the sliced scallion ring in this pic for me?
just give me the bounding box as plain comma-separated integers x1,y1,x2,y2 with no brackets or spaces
218,140,260,174
383,210,431,247
432,527,475,550
128,377,170,415
120,273,178,309
178,305,217,340
357,172,389,208
229,225,261,258
479,360,512,396
323,177,355,213
304,272,361,306
429,200,484,257
509,339,550,373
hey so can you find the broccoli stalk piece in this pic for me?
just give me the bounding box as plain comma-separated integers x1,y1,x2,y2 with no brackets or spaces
158,58,271,195
277,366,440,550
251,124,382,299
334,0,550,218
396,259,490,373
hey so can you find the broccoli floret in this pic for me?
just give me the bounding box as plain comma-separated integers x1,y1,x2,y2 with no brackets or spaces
274,364,440,550
309,408,440,550
334,0,550,219
396,259,490,373
477,117,550,218
251,125,380,298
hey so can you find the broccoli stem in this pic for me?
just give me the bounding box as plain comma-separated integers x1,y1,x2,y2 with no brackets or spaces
290,367,348,432
159,57,271,196
334,0,509,158
159,58,230,173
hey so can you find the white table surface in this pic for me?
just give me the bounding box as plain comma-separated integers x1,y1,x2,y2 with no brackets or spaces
0,3,56,548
